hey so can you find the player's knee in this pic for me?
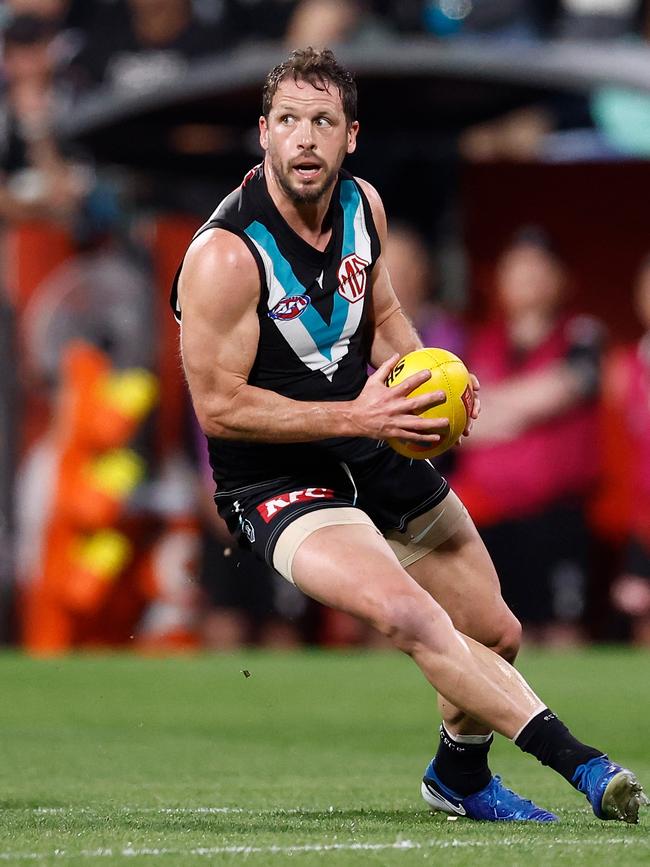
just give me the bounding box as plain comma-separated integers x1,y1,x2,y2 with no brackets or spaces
374,591,452,656
492,611,522,663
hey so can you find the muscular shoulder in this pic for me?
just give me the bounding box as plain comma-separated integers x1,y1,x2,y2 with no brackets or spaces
178,227,260,313
354,176,387,241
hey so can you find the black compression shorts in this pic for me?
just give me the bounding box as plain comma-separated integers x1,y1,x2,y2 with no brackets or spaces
214,445,449,570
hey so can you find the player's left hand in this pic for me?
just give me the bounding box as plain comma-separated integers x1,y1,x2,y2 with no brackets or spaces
460,373,481,440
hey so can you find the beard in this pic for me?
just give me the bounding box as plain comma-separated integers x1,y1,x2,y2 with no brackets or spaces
270,153,340,205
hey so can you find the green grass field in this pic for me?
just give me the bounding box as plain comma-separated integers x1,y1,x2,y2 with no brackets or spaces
0,648,649,866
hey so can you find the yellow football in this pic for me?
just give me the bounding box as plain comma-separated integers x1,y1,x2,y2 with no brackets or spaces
385,347,474,459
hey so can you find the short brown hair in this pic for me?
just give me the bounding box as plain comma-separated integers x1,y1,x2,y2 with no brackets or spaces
262,47,357,125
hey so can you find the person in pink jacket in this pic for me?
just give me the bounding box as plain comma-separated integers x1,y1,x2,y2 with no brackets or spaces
607,257,650,643
452,227,605,644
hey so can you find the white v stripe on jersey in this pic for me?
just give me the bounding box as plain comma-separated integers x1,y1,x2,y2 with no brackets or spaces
246,186,373,383
249,237,335,377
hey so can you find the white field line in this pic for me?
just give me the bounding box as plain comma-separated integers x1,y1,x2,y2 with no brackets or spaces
31,807,251,815
32,807,353,814
29,807,326,816
0,838,648,861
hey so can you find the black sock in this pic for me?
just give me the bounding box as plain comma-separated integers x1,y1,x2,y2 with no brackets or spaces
515,708,604,787
433,724,493,796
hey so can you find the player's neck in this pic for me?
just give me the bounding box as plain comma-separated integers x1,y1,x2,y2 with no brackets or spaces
264,159,334,251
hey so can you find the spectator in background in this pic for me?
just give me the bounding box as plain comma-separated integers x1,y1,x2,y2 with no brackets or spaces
279,0,551,46
457,0,649,163
229,0,378,47
0,13,90,224
2,0,69,25
306,0,554,41
67,0,239,216
606,257,650,644
284,0,366,46
382,221,466,358
418,0,549,40
74,0,233,94
193,417,309,649
451,227,605,645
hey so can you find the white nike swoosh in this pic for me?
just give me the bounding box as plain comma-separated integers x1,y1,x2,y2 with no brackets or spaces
411,508,447,544
422,780,467,816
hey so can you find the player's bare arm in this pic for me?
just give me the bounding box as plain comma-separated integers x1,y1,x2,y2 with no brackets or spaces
355,177,422,367
179,227,446,444
357,176,480,435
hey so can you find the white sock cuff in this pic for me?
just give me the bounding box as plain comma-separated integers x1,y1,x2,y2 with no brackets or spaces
441,724,493,745
511,703,547,743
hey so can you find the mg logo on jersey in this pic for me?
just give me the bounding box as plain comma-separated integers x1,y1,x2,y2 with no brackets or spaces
268,295,311,321
256,488,334,523
337,253,369,303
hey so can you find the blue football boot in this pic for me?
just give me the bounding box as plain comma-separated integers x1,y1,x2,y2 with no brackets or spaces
572,756,649,824
422,761,557,822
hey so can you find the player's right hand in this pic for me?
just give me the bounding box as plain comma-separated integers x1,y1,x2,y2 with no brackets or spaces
346,354,449,443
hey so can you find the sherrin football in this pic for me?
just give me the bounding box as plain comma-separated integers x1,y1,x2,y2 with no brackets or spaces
385,348,474,459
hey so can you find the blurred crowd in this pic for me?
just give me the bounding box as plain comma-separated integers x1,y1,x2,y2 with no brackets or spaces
1,0,650,226
1,0,650,653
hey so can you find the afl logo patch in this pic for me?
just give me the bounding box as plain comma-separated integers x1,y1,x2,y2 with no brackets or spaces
337,253,369,303
268,295,311,321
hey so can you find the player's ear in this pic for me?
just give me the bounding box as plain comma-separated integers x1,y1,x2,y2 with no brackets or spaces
259,115,269,151
346,121,359,155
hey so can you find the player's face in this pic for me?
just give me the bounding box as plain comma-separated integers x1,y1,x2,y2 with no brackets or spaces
259,77,359,205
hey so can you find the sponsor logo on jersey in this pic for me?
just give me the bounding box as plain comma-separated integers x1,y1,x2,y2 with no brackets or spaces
268,295,311,321
337,253,369,303
256,488,335,523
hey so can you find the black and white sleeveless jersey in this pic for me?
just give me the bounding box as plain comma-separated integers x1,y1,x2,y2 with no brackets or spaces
171,163,383,488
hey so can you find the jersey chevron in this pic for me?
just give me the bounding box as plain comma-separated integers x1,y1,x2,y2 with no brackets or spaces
245,180,371,383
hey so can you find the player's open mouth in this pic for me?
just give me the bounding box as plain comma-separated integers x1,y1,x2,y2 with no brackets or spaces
293,164,322,179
